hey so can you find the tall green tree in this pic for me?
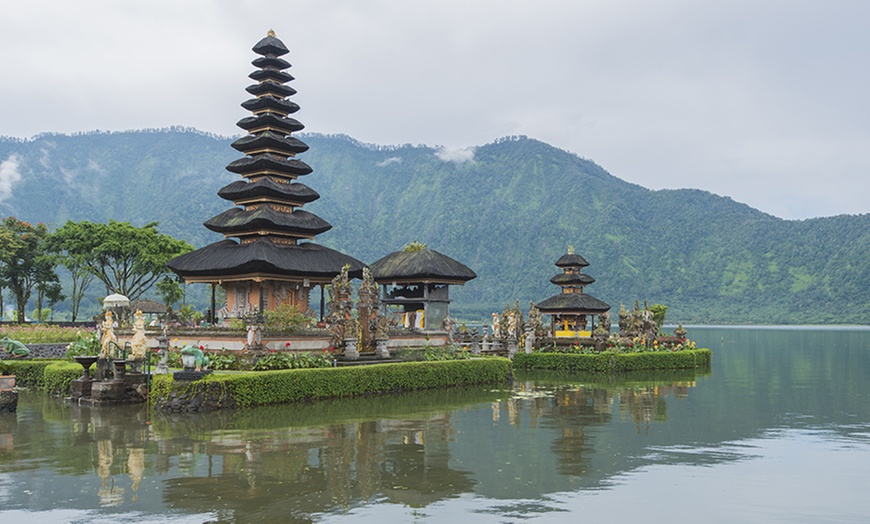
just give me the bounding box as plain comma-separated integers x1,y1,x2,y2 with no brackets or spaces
46,229,95,321
0,217,56,323
50,220,193,302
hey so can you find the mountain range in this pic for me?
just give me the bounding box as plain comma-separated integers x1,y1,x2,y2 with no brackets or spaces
1,129,868,324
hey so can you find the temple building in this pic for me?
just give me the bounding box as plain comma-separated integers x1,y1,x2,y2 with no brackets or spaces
167,31,364,322
369,243,476,331
536,247,610,337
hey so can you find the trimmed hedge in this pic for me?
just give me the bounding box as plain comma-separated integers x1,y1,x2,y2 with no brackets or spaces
0,359,85,395
512,349,711,373
151,357,513,411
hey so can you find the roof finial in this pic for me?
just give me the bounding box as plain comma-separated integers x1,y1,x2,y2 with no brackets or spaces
267,29,276,37
567,245,575,255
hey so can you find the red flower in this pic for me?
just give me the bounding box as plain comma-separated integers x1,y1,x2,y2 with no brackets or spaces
270,349,276,353
199,345,204,350
285,342,291,347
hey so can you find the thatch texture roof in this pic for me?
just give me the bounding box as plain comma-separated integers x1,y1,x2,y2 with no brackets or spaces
166,239,365,281
252,34,289,57
555,253,590,268
204,206,331,237
218,179,319,205
231,131,308,156
536,293,610,314
370,248,476,284
226,154,312,177
550,273,595,286
130,299,167,314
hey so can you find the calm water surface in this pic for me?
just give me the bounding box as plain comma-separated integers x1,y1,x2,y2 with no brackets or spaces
1,326,869,523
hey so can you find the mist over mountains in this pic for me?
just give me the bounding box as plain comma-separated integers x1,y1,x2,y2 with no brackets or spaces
1,129,868,324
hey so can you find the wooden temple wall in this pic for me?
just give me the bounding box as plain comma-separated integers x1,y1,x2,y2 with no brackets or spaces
223,281,312,319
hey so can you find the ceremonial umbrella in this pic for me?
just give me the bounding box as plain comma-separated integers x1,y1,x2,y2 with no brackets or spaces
103,294,130,309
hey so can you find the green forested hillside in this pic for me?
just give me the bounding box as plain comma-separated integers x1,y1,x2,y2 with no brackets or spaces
1,129,868,324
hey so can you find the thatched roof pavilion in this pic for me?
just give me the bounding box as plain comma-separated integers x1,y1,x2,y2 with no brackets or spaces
370,243,476,331
537,247,610,337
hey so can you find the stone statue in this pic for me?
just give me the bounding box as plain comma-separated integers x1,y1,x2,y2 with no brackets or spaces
674,323,688,341
129,310,148,362
596,311,611,335
471,327,480,354
0,337,29,358
155,346,170,374
442,315,456,344
618,303,629,336
640,305,656,344
507,311,517,339
100,310,118,359
528,301,545,339
246,322,263,349
491,312,501,338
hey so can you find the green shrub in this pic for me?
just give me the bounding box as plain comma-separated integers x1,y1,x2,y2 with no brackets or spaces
43,362,86,396
264,303,311,331
513,349,711,373
208,352,243,371
151,358,513,409
0,360,55,388
65,331,100,358
0,359,87,395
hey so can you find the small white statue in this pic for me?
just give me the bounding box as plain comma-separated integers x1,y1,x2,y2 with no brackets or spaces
491,312,501,338
100,310,117,359
130,310,148,361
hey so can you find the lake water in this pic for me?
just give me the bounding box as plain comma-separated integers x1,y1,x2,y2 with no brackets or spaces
1,326,869,523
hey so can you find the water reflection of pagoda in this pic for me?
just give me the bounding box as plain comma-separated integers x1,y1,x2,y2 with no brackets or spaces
167,31,364,321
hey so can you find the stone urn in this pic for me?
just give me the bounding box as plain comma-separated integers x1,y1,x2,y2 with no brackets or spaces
74,356,99,380
112,359,127,381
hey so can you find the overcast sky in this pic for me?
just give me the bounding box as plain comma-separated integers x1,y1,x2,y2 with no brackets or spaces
1,1,868,219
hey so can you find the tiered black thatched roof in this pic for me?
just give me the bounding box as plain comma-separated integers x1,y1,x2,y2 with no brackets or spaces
167,31,363,282
550,273,595,286
536,293,611,313
538,249,610,314
555,253,589,268
167,239,363,280
370,247,476,284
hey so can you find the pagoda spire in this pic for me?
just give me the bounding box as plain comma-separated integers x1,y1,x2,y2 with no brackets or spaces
204,30,331,245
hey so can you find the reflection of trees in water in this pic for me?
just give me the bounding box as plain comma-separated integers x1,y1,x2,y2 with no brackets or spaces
154,413,475,520
618,383,692,433
501,376,700,477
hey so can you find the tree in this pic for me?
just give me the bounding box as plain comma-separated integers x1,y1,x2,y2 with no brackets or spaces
34,254,65,321
0,217,56,323
46,229,95,321
156,276,185,309
49,220,194,302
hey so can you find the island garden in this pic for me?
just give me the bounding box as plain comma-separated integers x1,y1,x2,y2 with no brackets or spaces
0,32,708,413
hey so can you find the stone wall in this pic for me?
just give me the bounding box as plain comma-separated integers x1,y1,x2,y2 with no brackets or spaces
0,343,70,360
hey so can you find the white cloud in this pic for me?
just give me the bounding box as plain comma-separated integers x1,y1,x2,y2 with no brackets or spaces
0,154,22,202
435,146,475,164
376,156,402,167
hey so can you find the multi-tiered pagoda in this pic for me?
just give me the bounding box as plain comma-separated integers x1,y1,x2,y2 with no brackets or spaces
167,31,364,322
537,247,610,337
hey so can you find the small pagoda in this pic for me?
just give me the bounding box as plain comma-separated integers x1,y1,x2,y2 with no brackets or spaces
369,243,476,331
537,247,610,337
167,31,364,322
